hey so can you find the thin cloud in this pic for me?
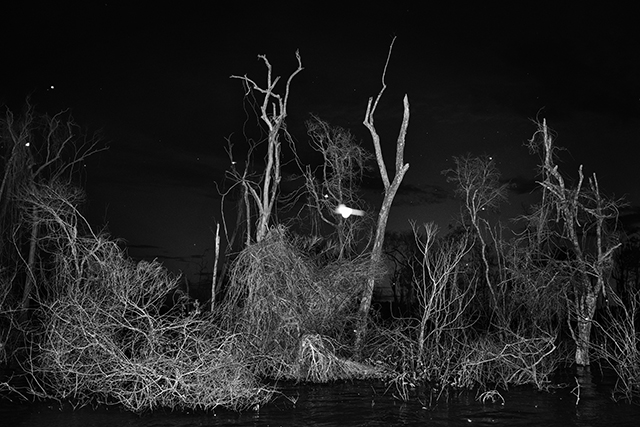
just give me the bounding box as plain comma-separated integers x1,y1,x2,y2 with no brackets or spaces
504,176,539,195
393,183,449,206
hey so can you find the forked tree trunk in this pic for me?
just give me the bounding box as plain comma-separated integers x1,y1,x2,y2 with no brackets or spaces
230,52,303,244
358,164,407,319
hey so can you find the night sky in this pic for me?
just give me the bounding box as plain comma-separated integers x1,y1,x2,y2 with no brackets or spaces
3,3,639,281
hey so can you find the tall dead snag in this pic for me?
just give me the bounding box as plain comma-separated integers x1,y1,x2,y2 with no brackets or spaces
355,38,410,351
229,52,303,243
531,119,621,366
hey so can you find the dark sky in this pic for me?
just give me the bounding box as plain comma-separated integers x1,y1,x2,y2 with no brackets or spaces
3,2,639,281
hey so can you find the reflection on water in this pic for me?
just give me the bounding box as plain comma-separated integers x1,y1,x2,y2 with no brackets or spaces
2,375,639,427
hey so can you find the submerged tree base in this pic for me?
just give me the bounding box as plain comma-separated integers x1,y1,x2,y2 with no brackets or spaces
295,333,389,382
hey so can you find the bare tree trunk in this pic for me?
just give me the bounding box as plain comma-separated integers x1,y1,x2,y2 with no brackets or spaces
358,169,406,313
574,291,597,366
355,38,410,353
21,205,38,311
242,181,251,246
474,220,496,304
211,222,220,311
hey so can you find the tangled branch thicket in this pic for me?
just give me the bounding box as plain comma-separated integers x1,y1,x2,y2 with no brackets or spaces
592,289,640,401
218,225,387,382
9,184,272,412
362,227,562,403
30,286,272,412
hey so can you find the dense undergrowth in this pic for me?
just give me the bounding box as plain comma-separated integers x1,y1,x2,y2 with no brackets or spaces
1,216,638,412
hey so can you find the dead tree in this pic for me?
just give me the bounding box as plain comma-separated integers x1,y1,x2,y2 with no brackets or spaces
444,154,508,307
355,38,410,352
298,116,372,259
228,52,303,243
531,119,621,366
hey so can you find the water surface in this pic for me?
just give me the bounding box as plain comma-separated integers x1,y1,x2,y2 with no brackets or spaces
2,379,639,426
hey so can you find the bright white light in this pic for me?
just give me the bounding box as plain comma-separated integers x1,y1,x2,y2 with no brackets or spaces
335,204,365,219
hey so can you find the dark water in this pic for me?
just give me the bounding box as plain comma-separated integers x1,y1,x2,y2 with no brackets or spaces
2,379,639,427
